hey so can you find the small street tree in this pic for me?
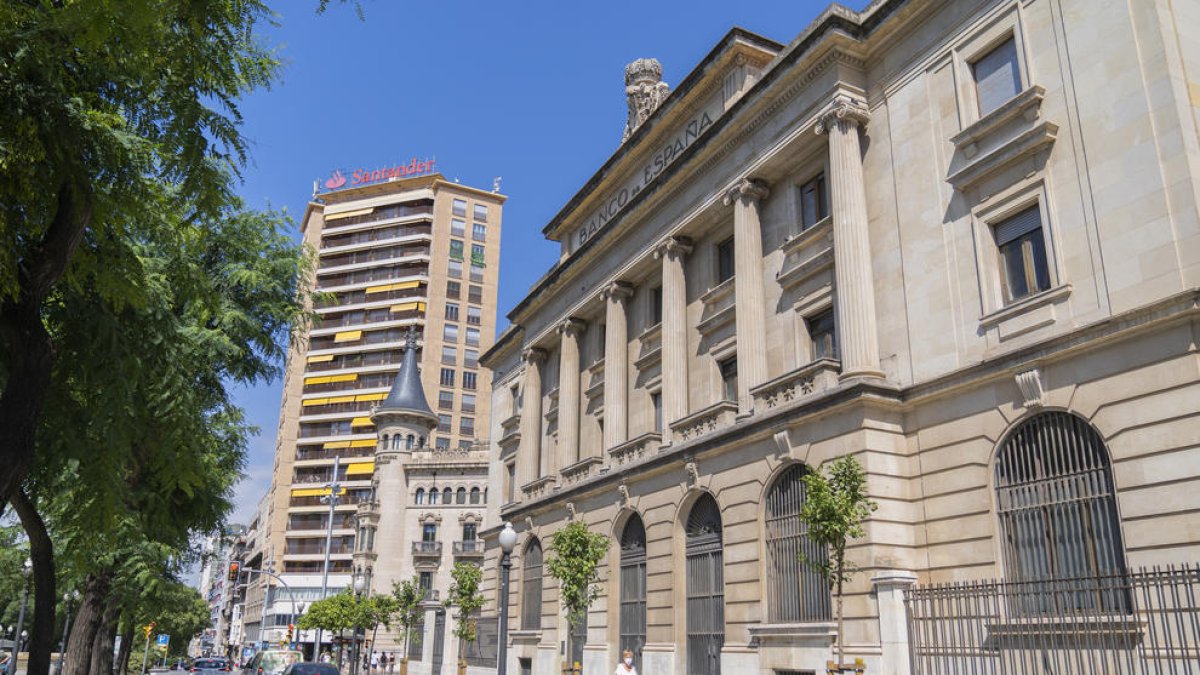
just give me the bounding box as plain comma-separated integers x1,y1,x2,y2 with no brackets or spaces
797,455,878,671
391,577,424,671
444,563,485,674
299,589,393,666
545,520,609,673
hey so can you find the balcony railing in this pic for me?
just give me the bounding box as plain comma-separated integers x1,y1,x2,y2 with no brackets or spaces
453,541,485,557
412,541,443,556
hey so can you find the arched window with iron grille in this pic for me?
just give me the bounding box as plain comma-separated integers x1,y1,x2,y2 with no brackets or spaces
685,493,724,675
521,538,543,630
619,515,647,668
995,411,1128,612
765,464,831,622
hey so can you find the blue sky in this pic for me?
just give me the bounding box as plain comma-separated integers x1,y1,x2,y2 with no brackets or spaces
227,0,867,524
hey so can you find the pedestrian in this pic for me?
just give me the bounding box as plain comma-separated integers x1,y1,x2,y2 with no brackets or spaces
370,651,379,672
613,649,637,675
379,652,388,673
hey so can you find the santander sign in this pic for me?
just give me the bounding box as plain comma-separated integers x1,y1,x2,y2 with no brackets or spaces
322,157,437,191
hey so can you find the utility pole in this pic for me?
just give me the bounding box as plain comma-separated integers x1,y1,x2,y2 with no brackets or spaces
314,456,342,658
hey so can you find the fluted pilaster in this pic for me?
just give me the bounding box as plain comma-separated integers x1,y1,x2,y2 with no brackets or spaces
602,282,634,450
723,178,771,413
653,236,693,441
519,347,546,487
817,93,884,379
556,318,586,470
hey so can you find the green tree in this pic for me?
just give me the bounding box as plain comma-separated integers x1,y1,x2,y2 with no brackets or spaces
797,455,878,669
391,577,425,665
544,520,609,670
444,563,485,667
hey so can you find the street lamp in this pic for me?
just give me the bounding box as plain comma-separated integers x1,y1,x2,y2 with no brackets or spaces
497,522,518,675
57,589,81,674
351,573,366,675
7,559,32,675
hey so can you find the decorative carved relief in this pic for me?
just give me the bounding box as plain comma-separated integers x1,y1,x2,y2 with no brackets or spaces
1015,368,1046,408
618,482,630,505
566,502,577,521
684,458,699,486
623,58,671,142
815,93,871,135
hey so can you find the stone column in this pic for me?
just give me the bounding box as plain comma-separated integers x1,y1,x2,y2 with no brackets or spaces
723,178,771,414
602,282,634,450
556,318,586,470
872,571,918,675
653,236,692,441
518,347,546,488
817,93,884,380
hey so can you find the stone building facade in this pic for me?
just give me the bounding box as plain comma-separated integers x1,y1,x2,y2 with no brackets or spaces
479,0,1200,673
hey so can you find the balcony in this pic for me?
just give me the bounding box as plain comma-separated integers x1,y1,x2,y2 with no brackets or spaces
412,541,443,557
453,541,485,558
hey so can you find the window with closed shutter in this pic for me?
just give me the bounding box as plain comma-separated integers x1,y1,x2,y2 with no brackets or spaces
972,37,1021,116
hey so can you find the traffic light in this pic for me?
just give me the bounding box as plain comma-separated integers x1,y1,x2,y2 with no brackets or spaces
286,624,294,642
227,561,240,581
143,622,156,639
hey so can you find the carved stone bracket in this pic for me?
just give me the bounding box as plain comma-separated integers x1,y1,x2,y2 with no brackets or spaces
618,482,630,506
684,458,699,486
723,178,770,207
815,93,871,135
566,502,577,521
1015,367,1046,408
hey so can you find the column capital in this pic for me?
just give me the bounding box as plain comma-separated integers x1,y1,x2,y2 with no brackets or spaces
601,281,635,303
521,347,547,365
652,235,694,261
722,177,770,207
815,93,870,135
556,317,587,338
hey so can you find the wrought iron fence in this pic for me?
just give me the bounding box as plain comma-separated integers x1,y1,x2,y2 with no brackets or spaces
463,616,499,668
906,565,1200,674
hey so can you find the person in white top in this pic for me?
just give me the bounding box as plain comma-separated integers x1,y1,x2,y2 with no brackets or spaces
613,648,638,675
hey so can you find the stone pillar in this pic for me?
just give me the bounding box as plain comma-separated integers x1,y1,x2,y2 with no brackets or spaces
519,347,546,487
872,571,918,675
723,178,771,414
556,318,586,470
602,282,634,450
817,93,884,380
653,236,693,440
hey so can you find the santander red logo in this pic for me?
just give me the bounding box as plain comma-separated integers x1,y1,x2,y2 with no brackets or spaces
324,170,347,190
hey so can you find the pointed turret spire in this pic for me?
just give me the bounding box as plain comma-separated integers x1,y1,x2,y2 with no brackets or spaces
376,328,435,419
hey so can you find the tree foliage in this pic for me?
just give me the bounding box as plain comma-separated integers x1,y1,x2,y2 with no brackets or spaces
797,455,878,666
444,563,484,647
544,520,609,631
390,577,424,659
297,589,395,634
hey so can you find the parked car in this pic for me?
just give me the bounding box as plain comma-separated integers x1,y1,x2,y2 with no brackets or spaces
190,657,231,673
244,650,303,675
280,663,339,675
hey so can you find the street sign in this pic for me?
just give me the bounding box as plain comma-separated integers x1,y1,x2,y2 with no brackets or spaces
156,634,170,647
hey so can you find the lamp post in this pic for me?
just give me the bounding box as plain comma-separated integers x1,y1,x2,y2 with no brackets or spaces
7,559,32,675
496,523,517,675
56,589,81,674
314,457,342,656
351,573,366,675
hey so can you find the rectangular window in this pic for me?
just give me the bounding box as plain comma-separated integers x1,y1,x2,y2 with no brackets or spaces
473,203,488,222
469,263,484,283
716,237,735,284
719,357,738,402
462,371,477,390
435,437,450,450
458,439,473,450
446,280,461,299
449,239,465,261
463,521,478,541
506,463,516,502
452,198,467,217
465,327,481,347
443,324,459,343
451,219,466,237
994,205,1051,303
470,244,486,266
422,523,437,542
438,390,454,411
464,349,479,368
441,346,456,365
460,417,474,436
419,571,434,593
438,414,452,432
807,309,837,361
799,173,828,230
972,36,1021,117
461,393,476,413
468,285,483,304
445,303,459,321
510,383,521,416
472,223,486,241
448,259,463,279
651,286,663,326
466,306,482,325
440,368,455,387
651,392,663,433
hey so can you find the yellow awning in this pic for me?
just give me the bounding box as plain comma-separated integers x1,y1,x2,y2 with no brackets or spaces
323,441,351,449
325,207,373,221
365,280,421,294
327,395,355,404
307,354,335,363
302,398,327,407
355,393,387,402
334,330,362,343
350,439,377,448
390,301,426,313
345,462,375,476
350,417,374,427
304,373,358,386
290,487,347,497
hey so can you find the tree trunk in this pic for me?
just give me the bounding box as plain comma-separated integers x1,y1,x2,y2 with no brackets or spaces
115,620,134,675
835,547,845,669
10,489,56,675
64,573,110,675
88,602,119,675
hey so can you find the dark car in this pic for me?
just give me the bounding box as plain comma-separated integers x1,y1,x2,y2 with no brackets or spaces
190,658,231,673
280,663,339,675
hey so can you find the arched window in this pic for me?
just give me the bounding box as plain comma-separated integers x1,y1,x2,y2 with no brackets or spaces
619,515,647,668
522,538,543,630
469,487,481,504
685,494,724,675
765,464,830,622
456,487,467,504
382,434,389,449
415,488,425,505
429,489,440,505
443,487,453,504
995,412,1128,611
406,434,415,449
392,435,401,450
